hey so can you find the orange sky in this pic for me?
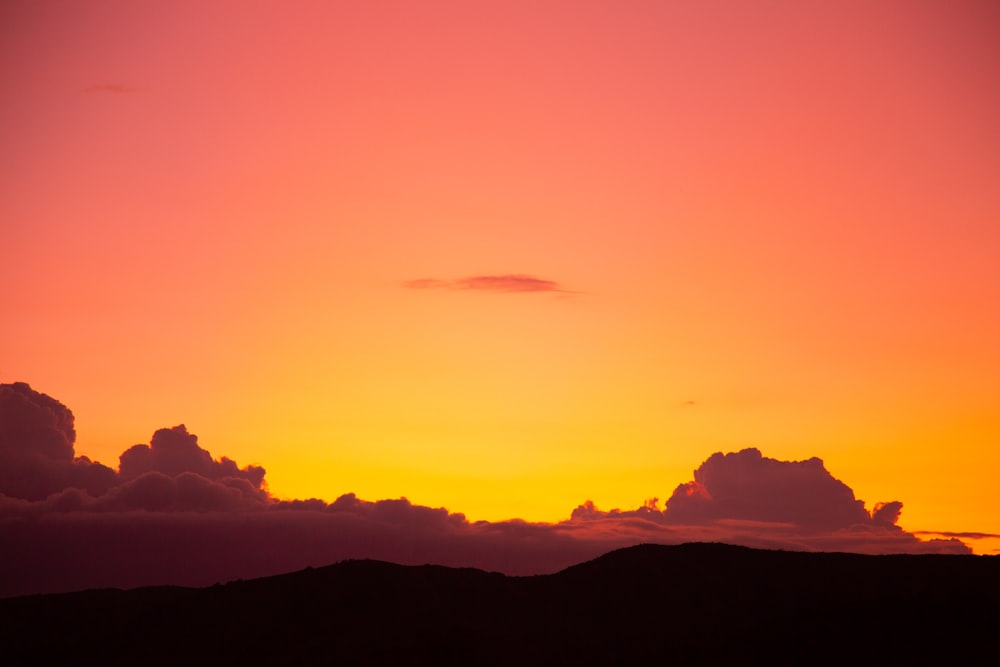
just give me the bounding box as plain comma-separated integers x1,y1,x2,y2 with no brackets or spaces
2,1,998,552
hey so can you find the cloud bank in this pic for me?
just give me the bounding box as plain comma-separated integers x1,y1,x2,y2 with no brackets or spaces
0,382,972,597
404,274,573,293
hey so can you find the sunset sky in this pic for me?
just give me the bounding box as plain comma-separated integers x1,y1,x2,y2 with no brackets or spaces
2,0,999,558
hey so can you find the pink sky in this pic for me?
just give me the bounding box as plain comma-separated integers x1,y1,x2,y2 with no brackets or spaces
2,1,999,564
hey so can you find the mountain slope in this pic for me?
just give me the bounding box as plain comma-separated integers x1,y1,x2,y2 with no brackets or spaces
1,543,997,665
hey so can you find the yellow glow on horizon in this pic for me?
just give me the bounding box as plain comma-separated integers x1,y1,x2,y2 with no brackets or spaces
3,0,998,555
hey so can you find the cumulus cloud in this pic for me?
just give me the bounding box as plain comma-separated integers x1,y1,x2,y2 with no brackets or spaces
871,501,904,527
0,383,976,598
0,384,265,511
569,448,886,534
568,449,924,533
0,383,116,501
0,382,75,459
119,424,266,489
558,449,974,558
403,274,573,293
662,449,873,530
101,471,266,512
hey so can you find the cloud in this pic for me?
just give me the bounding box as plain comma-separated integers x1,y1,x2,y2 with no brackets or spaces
558,449,978,558
913,530,1000,540
101,471,266,512
661,449,873,530
82,83,139,94
0,383,977,598
0,384,265,511
0,383,117,501
119,424,266,490
572,449,879,534
871,501,904,526
403,274,573,293
0,382,75,461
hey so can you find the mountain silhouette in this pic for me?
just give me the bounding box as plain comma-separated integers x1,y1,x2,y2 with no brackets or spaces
1,542,996,665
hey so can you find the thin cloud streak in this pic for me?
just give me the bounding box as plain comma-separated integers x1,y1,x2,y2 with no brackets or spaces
404,274,576,294
82,83,140,94
914,530,1000,539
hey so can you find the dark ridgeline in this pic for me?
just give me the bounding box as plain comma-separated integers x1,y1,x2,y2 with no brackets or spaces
1,543,996,665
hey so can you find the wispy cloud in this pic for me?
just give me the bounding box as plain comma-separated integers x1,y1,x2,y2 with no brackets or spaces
913,530,1000,539
82,83,140,94
403,274,574,294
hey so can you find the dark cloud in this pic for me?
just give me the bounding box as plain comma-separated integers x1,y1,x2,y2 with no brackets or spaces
0,382,75,461
102,471,266,512
119,424,266,490
403,274,573,293
0,507,619,597
0,384,264,511
913,530,1000,539
0,383,977,598
662,449,872,530
562,448,972,558
82,83,139,94
0,383,116,501
871,501,904,527
570,448,916,534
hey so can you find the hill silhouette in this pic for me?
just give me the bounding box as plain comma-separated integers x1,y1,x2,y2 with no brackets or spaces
1,542,997,665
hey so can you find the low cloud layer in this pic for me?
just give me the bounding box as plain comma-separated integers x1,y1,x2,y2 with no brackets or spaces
0,382,973,597
404,274,572,293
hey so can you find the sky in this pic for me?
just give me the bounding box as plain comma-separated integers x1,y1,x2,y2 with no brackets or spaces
2,0,999,579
